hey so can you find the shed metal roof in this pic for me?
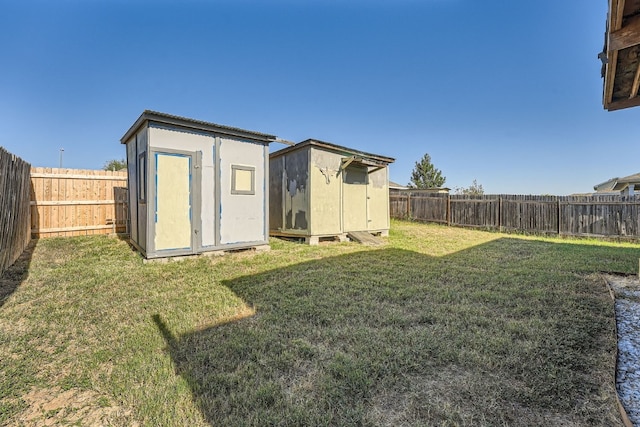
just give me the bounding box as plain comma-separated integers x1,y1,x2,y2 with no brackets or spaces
270,139,395,165
120,110,277,144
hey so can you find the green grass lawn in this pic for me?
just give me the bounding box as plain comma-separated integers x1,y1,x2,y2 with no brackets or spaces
1,220,639,426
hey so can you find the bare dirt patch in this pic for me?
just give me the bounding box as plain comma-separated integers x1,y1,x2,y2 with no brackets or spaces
10,386,136,427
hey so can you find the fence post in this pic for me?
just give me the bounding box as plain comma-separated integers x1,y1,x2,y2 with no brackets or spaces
447,194,451,226
499,197,502,232
557,199,561,235
406,193,411,219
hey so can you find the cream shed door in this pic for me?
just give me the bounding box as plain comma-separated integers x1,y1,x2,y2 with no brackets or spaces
154,152,193,252
342,165,368,232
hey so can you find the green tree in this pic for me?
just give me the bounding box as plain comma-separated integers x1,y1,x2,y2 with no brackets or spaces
455,179,484,195
103,159,126,171
408,153,446,189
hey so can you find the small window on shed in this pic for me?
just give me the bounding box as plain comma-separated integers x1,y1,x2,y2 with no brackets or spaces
138,153,146,203
231,165,255,195
344,165,368,185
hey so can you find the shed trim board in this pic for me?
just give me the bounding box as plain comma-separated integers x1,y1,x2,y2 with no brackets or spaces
122,111,273,259
263,143,270,244
212,135,222,249
214,136,221,247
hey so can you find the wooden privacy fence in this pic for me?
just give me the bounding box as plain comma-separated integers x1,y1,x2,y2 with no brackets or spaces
0,147,31,275
30,167,128,238
390,191,640,239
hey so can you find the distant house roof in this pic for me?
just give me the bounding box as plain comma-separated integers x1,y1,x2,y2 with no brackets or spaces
601,1,640,110
120,110,277,144
594,172,640,192
391,187,450,194
270,139,395,166
389,181,408,189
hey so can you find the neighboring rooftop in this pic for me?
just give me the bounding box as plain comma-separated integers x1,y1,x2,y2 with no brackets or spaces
594,172,640,192
388,181,408,189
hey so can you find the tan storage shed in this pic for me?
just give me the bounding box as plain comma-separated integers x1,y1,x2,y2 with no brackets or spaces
121,111,275,259
269,139,394,244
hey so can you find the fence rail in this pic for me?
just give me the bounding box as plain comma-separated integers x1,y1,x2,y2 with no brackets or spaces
390,191,640,239
30,167,128,238
0,148,31,275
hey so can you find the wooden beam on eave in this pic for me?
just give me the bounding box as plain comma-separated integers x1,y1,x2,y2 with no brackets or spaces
612,0,626,31
630,62,640,98
604,0,626,108
606,95,640,111
610,14,640,51
604,50,619,107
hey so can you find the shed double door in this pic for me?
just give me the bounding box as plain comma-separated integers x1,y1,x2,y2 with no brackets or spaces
153,150,200,255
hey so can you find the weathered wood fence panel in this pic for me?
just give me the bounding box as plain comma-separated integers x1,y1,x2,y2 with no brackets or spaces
411,194,448,224
30,167,128,238
0,147,31,275
559,198,640,238
500,195,559,234
450,195,500,228
390,194,410,219
390,191,640,239
390,191,449,222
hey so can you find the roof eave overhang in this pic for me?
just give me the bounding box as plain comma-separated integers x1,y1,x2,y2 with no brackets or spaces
120,110,277,144
602,0,640,110
270,139,395,165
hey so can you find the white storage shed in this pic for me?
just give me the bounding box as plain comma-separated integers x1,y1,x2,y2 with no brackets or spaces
121,111,275,259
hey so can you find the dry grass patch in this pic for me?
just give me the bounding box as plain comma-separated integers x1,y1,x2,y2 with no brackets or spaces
11,386,135,427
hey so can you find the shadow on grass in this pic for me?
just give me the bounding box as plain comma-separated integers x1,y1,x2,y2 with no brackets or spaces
154,238,639,426
0,239,38,309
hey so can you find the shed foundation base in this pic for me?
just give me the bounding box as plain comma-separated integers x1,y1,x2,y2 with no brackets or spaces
141,244,270,263
305,234,349,245
271,230,390,245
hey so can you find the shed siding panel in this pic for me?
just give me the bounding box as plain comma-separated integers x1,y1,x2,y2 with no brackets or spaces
282,148,309,232
219,137,266,244
269,156,284,231
309,148,342,235
126,136,138,245
136,128,148,252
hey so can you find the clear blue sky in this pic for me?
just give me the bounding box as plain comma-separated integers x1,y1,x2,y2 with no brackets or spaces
0,0,635,195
